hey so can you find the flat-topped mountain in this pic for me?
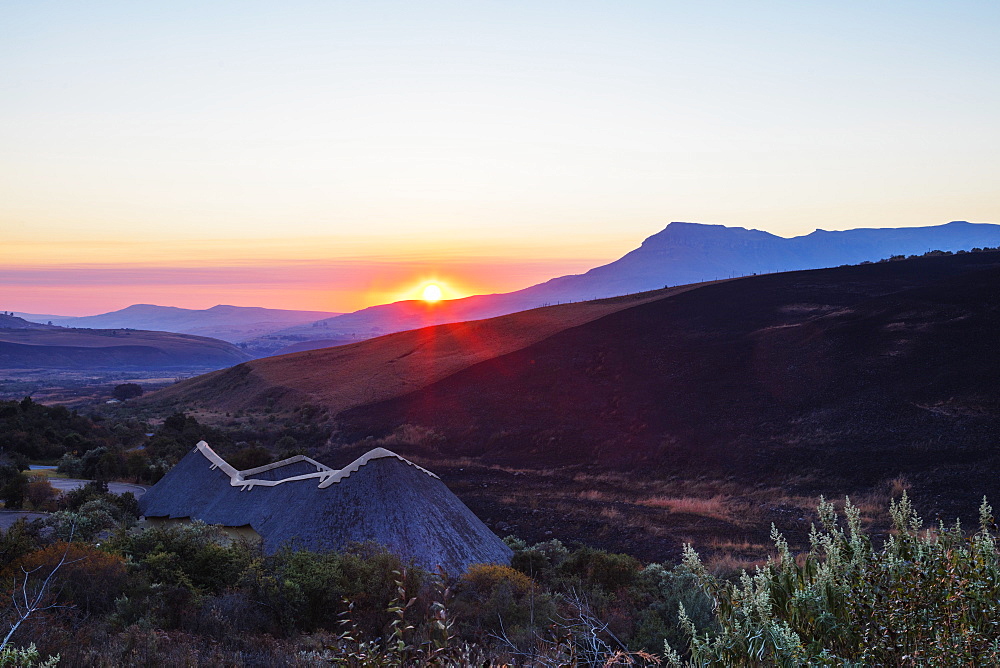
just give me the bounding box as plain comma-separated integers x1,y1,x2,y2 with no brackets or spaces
524,220,1000,302
265,221,1000,345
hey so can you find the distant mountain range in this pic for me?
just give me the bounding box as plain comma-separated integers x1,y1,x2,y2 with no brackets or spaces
16,221,1000,356
263,220,1000,345
22,304,341,348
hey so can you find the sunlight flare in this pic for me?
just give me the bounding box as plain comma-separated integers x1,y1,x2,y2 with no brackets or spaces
421,283,443,303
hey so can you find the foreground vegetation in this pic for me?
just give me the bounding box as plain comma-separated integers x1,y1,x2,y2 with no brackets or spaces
2,490,1000,666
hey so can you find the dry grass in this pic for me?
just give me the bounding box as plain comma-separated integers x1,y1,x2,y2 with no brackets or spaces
25,469,70,479
888,475,911,497
578,489,614,502
704,552,771,576
636,495,731,521
706,538,770,552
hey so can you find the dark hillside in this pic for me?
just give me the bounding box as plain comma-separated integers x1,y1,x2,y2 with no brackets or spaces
340,252,1000,512
146,283,709,414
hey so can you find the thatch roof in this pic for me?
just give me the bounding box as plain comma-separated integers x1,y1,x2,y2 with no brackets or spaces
138,442,512,574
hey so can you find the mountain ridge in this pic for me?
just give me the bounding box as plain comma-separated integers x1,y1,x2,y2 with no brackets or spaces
34,304,342,347
263,220,1000,345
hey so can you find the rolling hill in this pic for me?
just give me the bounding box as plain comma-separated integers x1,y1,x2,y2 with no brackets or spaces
146,281,718,414
0,327,252,369
1,313,60,330
153,251,1000,459
335,251,1000,480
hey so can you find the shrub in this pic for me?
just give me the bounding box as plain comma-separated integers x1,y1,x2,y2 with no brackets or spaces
0,466,28,509
117,522,254,596
557,546,641,593
671,494,1000,666
0,519,42,565
112,383,143,401
240,544,420,636
453,563,554,645
226,445,273,471
0,643,59,668
1,542,129,617
59,480,110,511
42,502,119,542
24,479,58,511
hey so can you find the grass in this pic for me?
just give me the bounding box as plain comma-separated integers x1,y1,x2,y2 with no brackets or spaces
703,552,771,576
25,469,71,479
635,495,731,521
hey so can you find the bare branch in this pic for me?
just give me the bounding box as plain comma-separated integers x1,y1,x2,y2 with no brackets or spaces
1,523,82,652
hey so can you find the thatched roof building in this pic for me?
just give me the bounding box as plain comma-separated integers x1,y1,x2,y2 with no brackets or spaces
138,441,512,575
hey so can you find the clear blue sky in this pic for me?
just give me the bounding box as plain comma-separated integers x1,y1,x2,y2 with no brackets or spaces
2,1,998,313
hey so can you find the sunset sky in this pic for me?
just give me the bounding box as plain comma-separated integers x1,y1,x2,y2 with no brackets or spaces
3,1,998,315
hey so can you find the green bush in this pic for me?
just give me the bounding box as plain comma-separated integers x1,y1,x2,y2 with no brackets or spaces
557,546,641,593
240,544,421,635
670,494,1000,666
115,521,254,596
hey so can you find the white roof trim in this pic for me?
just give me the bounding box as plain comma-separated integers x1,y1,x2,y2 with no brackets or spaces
240,454,333,477
317,447,439,488
193,441,438,491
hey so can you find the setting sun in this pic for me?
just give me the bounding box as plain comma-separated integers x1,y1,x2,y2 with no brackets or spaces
421,284,443,303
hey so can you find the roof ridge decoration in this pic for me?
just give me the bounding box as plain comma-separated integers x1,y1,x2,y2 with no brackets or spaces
240,454,333,477
193,441,439,492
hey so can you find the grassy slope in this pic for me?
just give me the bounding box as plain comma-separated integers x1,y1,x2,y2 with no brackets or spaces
147,282,720,414
342,252,1000,471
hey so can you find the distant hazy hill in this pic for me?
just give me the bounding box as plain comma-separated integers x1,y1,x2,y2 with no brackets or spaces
0,313,60,330
40,304,341,344
266,220,1000,345
0,327,252,369
11,312,67,325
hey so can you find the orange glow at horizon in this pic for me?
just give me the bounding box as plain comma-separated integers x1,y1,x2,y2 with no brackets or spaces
1,255,606,316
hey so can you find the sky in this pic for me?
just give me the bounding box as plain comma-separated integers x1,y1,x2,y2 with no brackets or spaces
2,1,999,315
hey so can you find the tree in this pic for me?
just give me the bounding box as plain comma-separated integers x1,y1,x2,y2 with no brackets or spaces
0,466,27,510
111,384,143,401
